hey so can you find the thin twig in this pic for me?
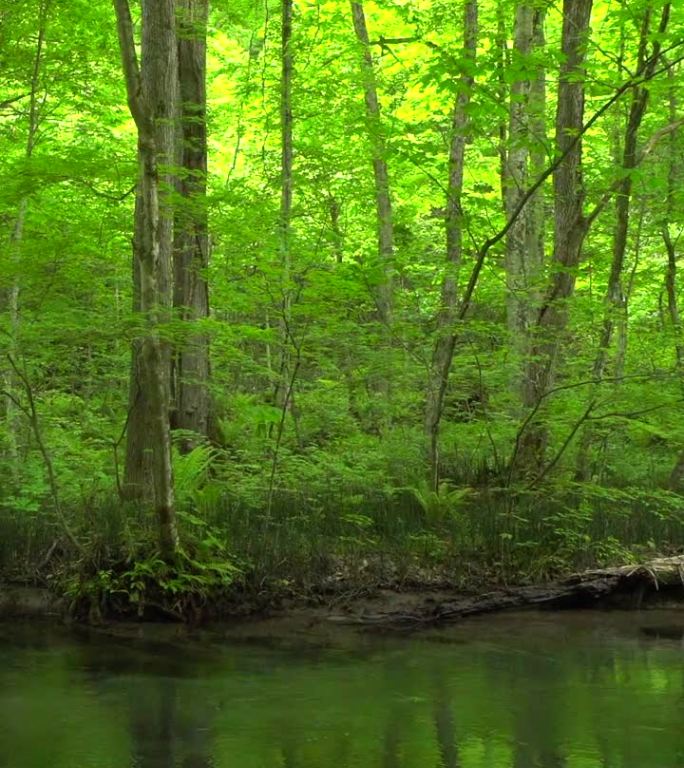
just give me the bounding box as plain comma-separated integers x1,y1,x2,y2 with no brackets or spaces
5,354,83,554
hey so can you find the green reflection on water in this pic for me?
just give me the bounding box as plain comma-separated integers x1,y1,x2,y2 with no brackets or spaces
0,612,683,768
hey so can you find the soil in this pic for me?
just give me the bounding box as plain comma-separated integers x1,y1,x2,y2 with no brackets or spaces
2,555,684,634
0,585,63,619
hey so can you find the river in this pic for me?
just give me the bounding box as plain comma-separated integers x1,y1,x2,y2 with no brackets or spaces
1,609,683,767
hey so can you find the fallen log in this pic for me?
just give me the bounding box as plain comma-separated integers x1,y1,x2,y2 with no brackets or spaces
330,556,684,628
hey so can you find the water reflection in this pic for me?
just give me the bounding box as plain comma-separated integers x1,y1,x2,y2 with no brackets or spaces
1,612,683,768
382,710,404,768
433,693,459,768
128,678,214,768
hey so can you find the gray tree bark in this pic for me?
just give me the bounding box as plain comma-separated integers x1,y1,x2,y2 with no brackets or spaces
424,0,477,489
513,0,593,478
114,0,178,558
273,0,294,411
662,65,684,491
172,0,210,449
575,2,670,481
504,3,546,406
351,1,394,326
590,4,669,384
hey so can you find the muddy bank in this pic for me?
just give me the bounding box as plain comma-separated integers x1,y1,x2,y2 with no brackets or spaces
2,555,683,629
0,585,63,619
324,556,684,629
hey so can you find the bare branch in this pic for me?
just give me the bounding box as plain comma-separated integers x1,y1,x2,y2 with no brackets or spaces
5,354,83,554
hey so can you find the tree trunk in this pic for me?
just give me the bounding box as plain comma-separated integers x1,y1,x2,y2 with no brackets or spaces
495,2,508,207
273,0,294,411
664,222,684,371
590,4,668,383
114,0,178,559
329,194,344,264
575,2,670,481
513,0,593,478
172,0,210,450
424,0,478,489
351,1,394,326
504,3,546,405
662,64,684,491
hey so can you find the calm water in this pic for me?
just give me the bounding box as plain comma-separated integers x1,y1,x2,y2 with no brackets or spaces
1,610,683,768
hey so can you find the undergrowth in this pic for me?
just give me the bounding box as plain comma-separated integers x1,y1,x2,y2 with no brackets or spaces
0,478,682,623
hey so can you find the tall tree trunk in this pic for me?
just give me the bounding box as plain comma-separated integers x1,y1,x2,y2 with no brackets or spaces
172,0,210,450
575,2,670,481
666,214,684,489
614,204,644,381
513,0,593,478
495,2,508,207
424,0,477,489
273,0,294,410
114,0,178,559
504,3,546,405
662,65,684,491
351,1,394,326
590,3,668,383
329,194,344,264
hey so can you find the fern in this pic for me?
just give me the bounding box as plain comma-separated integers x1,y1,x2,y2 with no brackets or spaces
172,442,220,510
410,480,471,526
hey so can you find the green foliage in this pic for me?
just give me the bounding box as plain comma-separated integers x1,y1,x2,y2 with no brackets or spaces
410,480,471,526
172,442,224,513
1,0,684,609
63,515,243,622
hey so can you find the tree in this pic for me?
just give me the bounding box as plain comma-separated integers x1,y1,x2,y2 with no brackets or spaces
2,0,50,478
424,0,478,488
503,2,546,406
3,0,684,590
113,0,178,558
351,1,394,327
662,63,684,491
173,0,211,449
273,0,294,410
513,0,594,478
575,1,672,481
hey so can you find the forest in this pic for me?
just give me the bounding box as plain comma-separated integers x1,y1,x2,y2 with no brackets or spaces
1,0,684,619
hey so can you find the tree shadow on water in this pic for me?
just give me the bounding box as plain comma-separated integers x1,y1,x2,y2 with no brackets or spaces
128,677,215,768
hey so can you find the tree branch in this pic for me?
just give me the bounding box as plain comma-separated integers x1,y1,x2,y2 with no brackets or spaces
0,93,30,110
112,0,151,136
586,116,684,228
5,354,83,554
527,400,597,489
457,48,684,321
507,372,674,483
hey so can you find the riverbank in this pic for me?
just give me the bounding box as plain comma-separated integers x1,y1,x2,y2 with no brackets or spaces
3,555,683,629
